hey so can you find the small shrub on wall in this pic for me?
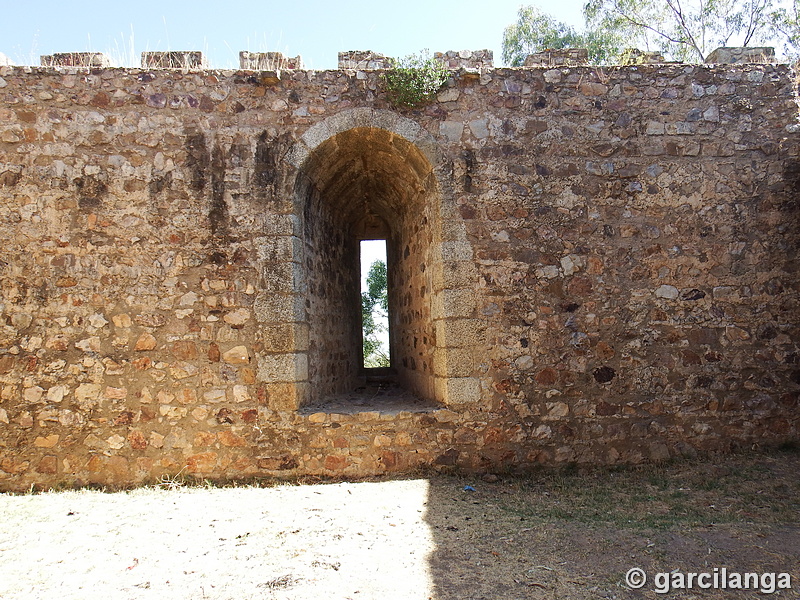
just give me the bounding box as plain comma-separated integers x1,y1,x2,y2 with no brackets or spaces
383,50,449,108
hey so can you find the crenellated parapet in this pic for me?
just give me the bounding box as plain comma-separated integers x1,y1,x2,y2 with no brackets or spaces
524,48,590,67
141,51,207,69
705,46,776,64
40,52,111,68
239,51,303,71
337,50,394,70
4,46,784,71
434,49,493,70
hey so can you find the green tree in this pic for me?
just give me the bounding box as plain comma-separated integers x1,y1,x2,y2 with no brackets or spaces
584,0,781,62
770,0,800,59
362,259,390,367
504,1,795,66
502,5,623,65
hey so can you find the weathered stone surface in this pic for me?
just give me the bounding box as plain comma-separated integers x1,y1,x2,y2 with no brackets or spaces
705,47,775,64
186,452,218,473
525,48,588,66
0,57,797,491
222,346,250,364
34,435,59,448
655,285,680,299
141,51,206,69
134,334,157,351
40,52,110,67
240,51,303,71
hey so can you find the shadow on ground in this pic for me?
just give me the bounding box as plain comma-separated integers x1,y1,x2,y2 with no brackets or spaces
424,448,800,599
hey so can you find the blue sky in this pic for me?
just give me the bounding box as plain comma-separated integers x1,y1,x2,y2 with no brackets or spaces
0,0,588,69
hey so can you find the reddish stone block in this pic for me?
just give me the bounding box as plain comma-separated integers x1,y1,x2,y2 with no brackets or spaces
218,430,247,447
107,456,129,478
682,350,703,366
768,419,790,434
381,451,399,469
595,341,615,360
86,455,104,472
257,457,280,470
567,276,593,296
434,448,460,466
134,333,157,351
535,368,558,386
215,408,234,424
128,430,148,450
176,389,197,404
114,411,135,426
483,427,505,445
132,357,152,370
186,452,218,473
231,456,253,471
171,341,198,360
90,92,110,108
0,356,14,373
193,431,216,447
36,455,58,474
324,455,348,471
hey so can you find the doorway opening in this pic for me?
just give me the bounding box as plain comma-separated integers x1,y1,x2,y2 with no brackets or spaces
294,126,439,408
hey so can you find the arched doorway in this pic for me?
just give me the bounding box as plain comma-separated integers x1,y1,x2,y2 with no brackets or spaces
294,124,439,404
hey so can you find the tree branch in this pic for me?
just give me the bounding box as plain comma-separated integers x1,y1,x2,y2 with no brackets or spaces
608,0,704,60
664,0,705,59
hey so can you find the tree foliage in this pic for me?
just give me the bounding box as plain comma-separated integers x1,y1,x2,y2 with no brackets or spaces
362,259,390,368
770,0,800,59
585,0,785,62
502,6,622,65
502,1,799,65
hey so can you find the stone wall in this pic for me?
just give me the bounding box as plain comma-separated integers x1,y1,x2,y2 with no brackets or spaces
41,53,112,68
705,47,776,64
434,49,493,70
338,51,393,70
524,49,590,67
0,57,798,490
239,52,303,71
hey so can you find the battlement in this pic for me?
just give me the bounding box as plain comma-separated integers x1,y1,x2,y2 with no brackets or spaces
338,50,394,70
524,48,590,66
240,51,303,70
141,51,207,69
705,46,776,64
21,46,784,71
40,52,112,68
434,49,493,69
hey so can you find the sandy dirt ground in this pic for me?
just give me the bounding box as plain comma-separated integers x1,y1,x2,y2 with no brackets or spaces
0,450,798,600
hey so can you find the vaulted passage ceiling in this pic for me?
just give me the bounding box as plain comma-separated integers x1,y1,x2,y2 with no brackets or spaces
297,127,435,236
